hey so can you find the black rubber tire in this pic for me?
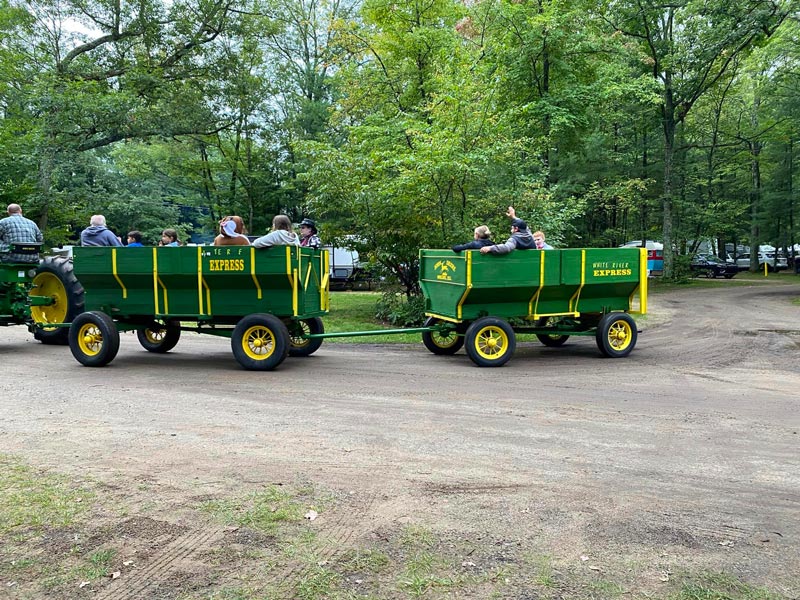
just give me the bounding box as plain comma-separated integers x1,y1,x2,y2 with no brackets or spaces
287,317,324,357
595,312,638,358
421,317,464,355
705,269,716,279
68,311,120,367
231,313,289,371
31,257,85,345
464,317,516,367
724,274,735,279
137,320,182,353
535,316,570,347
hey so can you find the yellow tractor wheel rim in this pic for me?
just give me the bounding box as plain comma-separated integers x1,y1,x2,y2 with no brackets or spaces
30,272,68,328
77,323,103,356
474,325,509,360
242,325,277,361
607,320,633,352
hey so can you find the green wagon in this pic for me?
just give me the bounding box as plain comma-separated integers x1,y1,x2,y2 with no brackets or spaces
418,247,648,367
68,245,329,370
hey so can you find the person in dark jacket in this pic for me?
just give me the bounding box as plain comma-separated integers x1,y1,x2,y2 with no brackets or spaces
480,206,536,255
452,225,494,252
80,215,122,246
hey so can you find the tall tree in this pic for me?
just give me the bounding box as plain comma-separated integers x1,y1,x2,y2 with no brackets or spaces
603,0,791,276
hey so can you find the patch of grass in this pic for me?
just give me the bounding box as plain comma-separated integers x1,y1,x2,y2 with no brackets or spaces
399,524,436,549
74,548,116,581
200,485,309,534
296,564,341,600
0,454,93,535
341,548,391,574
325,292,421,343
671,571,784,600
532,554,558,588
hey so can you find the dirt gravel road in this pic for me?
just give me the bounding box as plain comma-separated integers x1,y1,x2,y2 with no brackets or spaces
1,282,799,598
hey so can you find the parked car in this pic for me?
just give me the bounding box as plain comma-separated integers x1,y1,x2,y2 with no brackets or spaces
690,255,737,279
735,251,788,272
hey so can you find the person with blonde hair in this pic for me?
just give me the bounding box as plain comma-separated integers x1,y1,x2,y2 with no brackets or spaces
252,214,300,248
452,225,494,253
214,216,249,246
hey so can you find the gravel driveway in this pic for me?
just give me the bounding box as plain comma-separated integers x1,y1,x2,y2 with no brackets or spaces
1,282,798,598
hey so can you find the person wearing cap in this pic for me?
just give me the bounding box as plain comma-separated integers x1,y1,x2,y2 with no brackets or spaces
214,216,250,247
452,225,494,252
298,218,321,249
479,206,536,254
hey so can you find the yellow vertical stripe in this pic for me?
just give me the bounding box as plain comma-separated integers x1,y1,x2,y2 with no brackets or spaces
152,247,159,314
455,251,473,319
638,247,648,313
529,251,545,318
112,248,127,298
250,246,262,300
197,246,204,315
292,268,298,316
568,250,585,314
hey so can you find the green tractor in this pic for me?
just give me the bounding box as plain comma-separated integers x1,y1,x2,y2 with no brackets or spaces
0,244,84,343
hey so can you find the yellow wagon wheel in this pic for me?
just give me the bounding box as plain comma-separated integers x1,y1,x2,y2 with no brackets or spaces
68,311,120,367
464,317,516,367
595,312,638,358
231,314,289,371
137,320,182,353
287,317,324,357
421,316,464,355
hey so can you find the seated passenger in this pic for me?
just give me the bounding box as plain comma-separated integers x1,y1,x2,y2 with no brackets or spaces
298,218,321,249
479,214,535,255
533,230,553,250
214,216,249,246
0,203,43,263
81,214,122,247
159,229,181,247
452,225,494,252
252,215,300,248
126,231,144,247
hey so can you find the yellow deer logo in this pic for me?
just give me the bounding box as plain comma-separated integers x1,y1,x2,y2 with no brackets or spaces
434,260,456,281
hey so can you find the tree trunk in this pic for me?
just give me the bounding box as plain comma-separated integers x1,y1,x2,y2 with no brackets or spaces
662,104,676,278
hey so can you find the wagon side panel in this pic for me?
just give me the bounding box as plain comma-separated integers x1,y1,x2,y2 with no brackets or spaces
577,248,644,314
420,250,468,321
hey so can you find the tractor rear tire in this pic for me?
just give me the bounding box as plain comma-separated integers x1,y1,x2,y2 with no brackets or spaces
287,317,324,357
31,257,85,345
69,311,120,367
232,314,289,371
137,320,182,353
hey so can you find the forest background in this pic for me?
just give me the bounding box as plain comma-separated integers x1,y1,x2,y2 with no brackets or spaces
1,0,799,285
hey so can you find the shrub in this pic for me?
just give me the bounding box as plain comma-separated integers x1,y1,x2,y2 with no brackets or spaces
375,291,426,327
